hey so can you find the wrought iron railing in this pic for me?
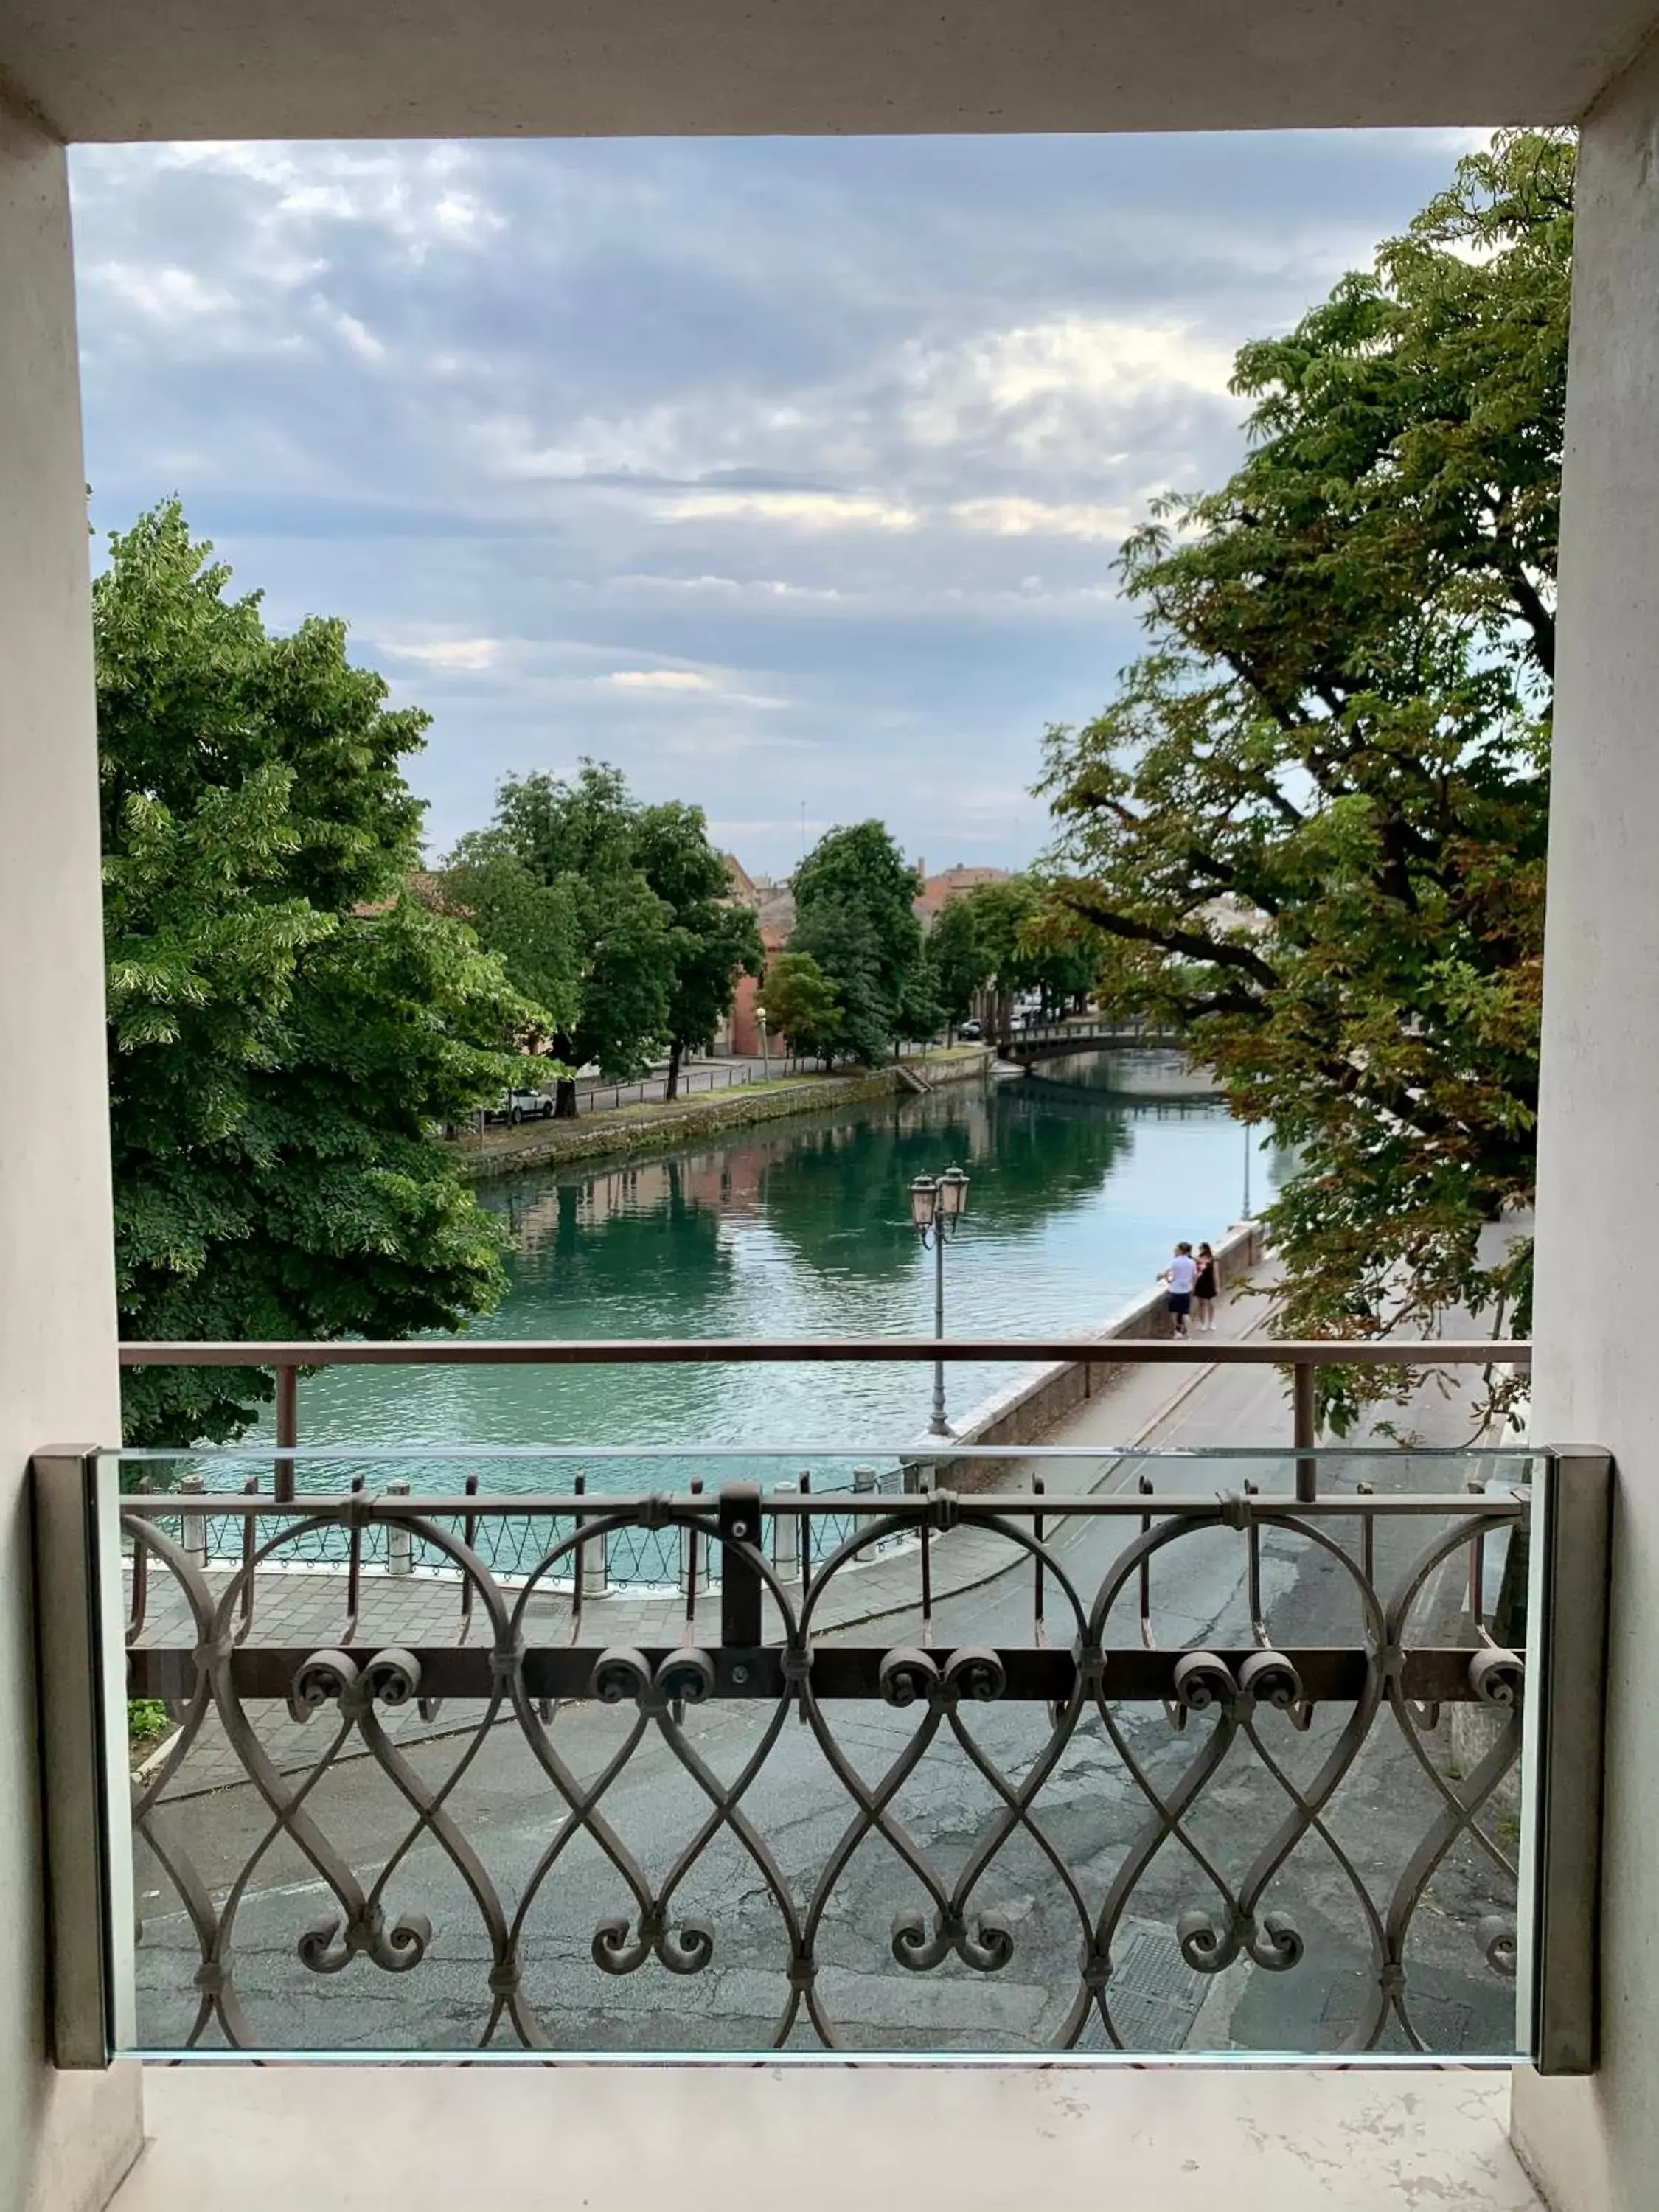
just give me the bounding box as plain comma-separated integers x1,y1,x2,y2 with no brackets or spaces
31,1441,1610,2073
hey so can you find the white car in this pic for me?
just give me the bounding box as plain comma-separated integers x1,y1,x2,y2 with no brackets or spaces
490,1088,555,1125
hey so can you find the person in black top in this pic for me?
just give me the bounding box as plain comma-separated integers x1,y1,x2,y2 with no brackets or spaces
1193,1241,1218,1333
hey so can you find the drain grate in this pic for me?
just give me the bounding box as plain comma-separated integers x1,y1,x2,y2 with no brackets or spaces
1098,1924,1211,2050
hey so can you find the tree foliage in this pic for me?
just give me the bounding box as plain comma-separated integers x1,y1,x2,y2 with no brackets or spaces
451,768,759,1106
451,763,673,1104
762,950,843,1064
925,897,993,1030
966,877,1097,1016
1038,131,1571,1425
436,848,581,1048
101,504,532,1447
633,801,764,1097
790,902,891,1064
792,821,932,1059
922,878,1096,1031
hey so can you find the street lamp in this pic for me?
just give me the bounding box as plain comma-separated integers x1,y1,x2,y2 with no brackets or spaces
910,1165,971,1436
755,1001,771,1079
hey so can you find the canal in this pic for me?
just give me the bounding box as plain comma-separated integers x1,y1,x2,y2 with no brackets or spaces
279,1062,1265,1488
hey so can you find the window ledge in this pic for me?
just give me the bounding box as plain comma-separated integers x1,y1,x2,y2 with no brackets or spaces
108,2065,1543,2212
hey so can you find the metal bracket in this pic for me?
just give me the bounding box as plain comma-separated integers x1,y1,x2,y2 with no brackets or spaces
1525,1444,1613,2074
30,1447,133,2068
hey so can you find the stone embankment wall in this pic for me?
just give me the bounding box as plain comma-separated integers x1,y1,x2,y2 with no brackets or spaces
453,1048,995,1181
919,1219,1266,1492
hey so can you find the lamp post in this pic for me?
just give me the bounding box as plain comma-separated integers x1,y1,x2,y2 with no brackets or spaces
756,1002,771,1079
910,1164,970,1436
1242,1121,1253,1220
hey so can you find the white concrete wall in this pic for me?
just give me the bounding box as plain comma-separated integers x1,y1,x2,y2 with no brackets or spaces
0,89,143,2212
1511,32,1659,2212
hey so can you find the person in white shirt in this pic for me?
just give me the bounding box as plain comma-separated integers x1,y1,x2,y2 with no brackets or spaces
1160,1242,1199,1338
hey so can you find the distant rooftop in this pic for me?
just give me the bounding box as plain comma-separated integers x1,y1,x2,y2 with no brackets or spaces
915,862,1012,922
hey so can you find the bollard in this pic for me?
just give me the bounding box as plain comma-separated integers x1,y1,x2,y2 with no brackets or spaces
853,1464,877,1493
178,1472,207,1571
582,1519,609,1601
387,1478,413,1577
771,1475,804,1582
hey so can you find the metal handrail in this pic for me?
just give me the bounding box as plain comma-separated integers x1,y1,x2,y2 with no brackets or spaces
117,1334,1531,1504
119,1335,1529,1368
117,1486,1530,1518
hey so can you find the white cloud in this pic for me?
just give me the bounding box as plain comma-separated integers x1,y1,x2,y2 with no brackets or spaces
653,489,921,533
333,310,387,364
72,126,1486,875
380,635,507,672
602,669,723,693
904,315,1236,438
950,495,1140,543
90,262,235,319
598,667,792,710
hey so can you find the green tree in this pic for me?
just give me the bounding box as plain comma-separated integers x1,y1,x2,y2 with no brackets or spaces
633,802,764,1099
1038,131,1568,1427
100,504,532,1447
925,896,992,1034
959,877,1097,1020
762,950,843,1065
790,900,891,1065
436,846,580,1049
793,821,931,1056
457,762,675,1111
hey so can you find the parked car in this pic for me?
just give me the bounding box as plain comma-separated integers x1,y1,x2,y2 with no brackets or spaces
957,1018,984,1041
488,1087,555,1125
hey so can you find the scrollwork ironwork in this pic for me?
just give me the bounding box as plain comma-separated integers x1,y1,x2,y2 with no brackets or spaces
121,1476,1531,2059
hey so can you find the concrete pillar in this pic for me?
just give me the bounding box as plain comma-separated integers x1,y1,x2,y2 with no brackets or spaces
1512,35,1659,2212
0,89,145,2212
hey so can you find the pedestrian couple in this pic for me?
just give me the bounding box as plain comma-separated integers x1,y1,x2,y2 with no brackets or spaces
1160,1240,1218,1338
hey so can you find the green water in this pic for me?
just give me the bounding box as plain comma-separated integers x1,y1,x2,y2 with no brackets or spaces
276,1064,1260,1487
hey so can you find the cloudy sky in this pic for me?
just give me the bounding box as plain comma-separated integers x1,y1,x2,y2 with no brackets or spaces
69,130,1478,878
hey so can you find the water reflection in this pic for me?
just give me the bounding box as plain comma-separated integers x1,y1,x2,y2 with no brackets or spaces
292,1068,1270,1479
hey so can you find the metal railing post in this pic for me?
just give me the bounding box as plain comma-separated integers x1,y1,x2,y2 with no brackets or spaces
719,1484,764,1650
578,1469,610,1604
1526,1446,1613,2075
1293,1359,1317,1501
680,1478,704,1608
30,1448,134,2066
274,1362,298,1503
